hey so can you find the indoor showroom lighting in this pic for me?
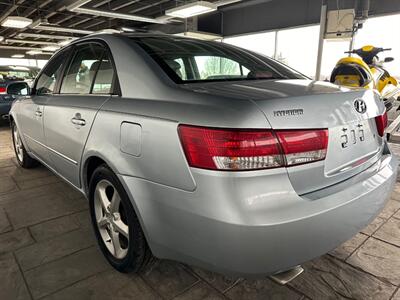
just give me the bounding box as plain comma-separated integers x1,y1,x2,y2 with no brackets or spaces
176,31,222,40
58,40,73,46
0,36,3,42
35,25,93,35
11,54,25,58
42,45,60,52
165,1,217,18
18,33,75,40
1,16,32,28
120,27,136,32
97,29,121,34
26,50,43,55
6,39,59,46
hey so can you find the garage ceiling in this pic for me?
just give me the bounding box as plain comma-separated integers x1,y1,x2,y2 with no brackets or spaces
0,0,232,58
1,0,400,59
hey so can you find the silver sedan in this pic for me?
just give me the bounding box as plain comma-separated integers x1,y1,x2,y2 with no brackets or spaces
8,33,397,277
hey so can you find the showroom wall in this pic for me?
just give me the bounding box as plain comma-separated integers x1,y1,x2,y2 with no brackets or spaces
224,13,400,80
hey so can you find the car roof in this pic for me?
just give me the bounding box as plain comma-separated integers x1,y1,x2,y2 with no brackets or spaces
64,32,209,48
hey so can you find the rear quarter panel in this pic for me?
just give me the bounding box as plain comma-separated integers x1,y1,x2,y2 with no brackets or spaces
82,92,270,192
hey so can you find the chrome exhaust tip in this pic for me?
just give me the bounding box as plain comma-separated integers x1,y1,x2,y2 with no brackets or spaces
269,265,304,285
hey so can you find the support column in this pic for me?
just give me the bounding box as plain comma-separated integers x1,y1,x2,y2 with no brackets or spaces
315,0,328,80
273,30,279,60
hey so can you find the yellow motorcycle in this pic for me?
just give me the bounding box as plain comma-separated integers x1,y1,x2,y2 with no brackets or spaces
330,45,400,110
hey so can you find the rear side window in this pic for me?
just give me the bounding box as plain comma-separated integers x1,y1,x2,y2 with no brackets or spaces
92,52,114,94
60,43,104,94
35,50,69,95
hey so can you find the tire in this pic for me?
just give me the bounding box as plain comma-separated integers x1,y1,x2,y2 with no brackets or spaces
11,121,39,168
89,164,151,273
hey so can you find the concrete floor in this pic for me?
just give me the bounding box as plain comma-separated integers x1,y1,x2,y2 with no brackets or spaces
1,122,400,300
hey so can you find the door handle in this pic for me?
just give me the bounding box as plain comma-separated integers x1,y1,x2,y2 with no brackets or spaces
71,118,86,126
71,113,86,127
35,109,42,117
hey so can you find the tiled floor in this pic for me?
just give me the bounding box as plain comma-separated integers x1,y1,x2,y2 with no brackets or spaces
1,122,400,300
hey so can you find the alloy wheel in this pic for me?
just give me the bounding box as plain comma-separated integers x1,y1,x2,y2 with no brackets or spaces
94,179,129,259
13,125,23,163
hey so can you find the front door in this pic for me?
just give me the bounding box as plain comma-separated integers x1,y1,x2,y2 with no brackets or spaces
43,42,116,187
18,49,70,165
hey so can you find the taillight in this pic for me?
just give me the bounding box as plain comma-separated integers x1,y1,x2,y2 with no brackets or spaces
276,130,328,166
375,111,388,137
178,126,283,170
178,125,328,171
0,87,6,94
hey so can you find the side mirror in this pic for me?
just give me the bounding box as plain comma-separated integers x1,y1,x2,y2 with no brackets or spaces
6,82,30,96
384,57,394,63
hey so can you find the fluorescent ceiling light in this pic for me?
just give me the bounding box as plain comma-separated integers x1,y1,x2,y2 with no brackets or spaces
26,50,43,55
176,31,222,40
0,45,54,55
0,45,44,50
75,7,168,24
1,16,33,28
42,45,60,52
35,25,93,35
17,33,76,40
9,66,30,70
6,39,59,46
96,29,121,34
120,27,137,32
58,39,74,46
11,54,25,58
165,1,217,18
0,36,3,42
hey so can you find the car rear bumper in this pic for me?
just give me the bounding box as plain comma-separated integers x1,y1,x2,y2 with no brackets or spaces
119,145,397,277
0,102,11,116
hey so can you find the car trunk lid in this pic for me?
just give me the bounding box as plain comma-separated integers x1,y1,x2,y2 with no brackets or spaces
181,79,386,194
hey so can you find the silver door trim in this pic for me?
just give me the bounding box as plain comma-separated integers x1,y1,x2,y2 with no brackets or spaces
24,134,78,165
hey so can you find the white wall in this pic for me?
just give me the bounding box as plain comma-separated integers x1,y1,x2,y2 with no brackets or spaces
224,31,276,57
0,58,48,68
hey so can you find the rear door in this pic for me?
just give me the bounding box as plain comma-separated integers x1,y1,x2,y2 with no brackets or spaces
43,41,117,187
17,49,71,165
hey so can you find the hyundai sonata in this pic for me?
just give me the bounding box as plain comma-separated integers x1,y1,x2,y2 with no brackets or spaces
8,33,397,277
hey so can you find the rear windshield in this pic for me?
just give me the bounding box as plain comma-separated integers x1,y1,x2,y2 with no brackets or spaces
0,67,38,82
132,36,306,83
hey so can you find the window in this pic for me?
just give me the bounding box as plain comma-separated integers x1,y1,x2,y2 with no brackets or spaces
133,37,305,83
194,56,249,80
275,25,320,78
354,14,400,78
320,40,350,80
35,50,69,95
60,43,104,94
92,52,114,94
224,31,276,58
172,58,187,80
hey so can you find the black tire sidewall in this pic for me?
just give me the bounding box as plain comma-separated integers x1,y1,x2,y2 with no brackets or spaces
89,164,148,273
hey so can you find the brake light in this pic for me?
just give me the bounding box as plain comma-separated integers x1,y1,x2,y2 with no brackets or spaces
0,87,6,94
375,111,388,137
178,125,328,171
